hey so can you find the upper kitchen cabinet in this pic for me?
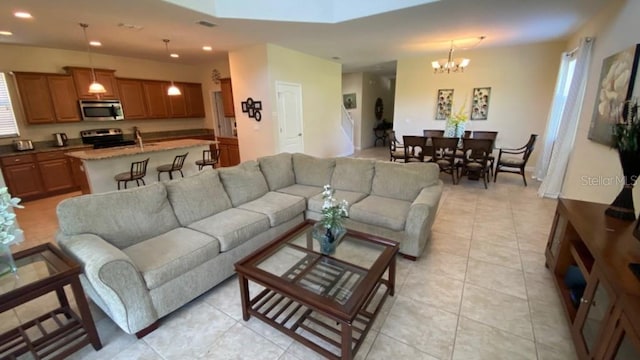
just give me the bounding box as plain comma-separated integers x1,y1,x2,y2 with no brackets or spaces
117,78,147,119
15,72,80,124
183,82,205,118
220,78,235,117
65,67,119,99
142,80,169,118
164,82,187,118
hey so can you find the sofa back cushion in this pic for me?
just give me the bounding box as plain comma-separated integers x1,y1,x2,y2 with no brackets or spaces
292,153,335,187
331,158,375,193
218,160,269,207
165,169,232,226
258,153,295,190
372,162,440,201
56,183,180,249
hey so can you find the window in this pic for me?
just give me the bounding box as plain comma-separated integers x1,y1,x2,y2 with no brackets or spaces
0,72,20,137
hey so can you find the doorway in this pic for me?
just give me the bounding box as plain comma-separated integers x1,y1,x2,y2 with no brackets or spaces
212,91,235,137
276,82,304,153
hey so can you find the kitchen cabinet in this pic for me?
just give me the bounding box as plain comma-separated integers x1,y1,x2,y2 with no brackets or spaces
14,73,56,124
220,78,235,117
142,80,169,118
217,136,240,167
545,199,640,359
1,154,44,199
164,82,187,117
36,151,76,193
184,82,206,117
117,78,147,119
46,75,82,122
65,67,119,99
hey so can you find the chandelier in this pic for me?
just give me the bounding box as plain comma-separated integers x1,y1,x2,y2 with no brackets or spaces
432,36,485,74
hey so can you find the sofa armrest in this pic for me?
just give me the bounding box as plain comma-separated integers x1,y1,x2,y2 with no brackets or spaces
404,181,444,256
56,233,157,335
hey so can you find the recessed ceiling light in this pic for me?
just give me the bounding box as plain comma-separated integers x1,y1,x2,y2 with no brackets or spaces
170,53,179,58
89,41,102,46
0,31,12,36
202,46,212,51
14,11,32,19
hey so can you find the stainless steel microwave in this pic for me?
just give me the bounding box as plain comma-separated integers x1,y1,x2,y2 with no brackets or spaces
79,99,124,121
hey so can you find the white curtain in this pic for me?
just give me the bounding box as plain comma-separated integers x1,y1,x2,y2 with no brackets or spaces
537,37,594,198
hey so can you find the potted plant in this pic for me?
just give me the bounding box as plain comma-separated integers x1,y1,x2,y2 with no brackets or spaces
445,101,469,139
606,98,640,220
0,187,24,276
313,185,348,255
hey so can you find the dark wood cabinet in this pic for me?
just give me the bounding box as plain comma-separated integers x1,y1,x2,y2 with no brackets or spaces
14,73,56,124
46,75,81,122
142,80,169,118
65,67,119,99
117,78,147,119
184,82,206,117
217,136,240,167
1,155,44,199
545,199,640,359
220,78,235,117
36,151,76,193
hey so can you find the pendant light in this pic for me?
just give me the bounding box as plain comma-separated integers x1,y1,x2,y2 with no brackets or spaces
79,23,106,94
163,39,181,96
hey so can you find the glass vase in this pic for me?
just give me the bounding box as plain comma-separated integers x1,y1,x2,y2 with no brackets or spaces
312,223,346,255
0,243,17,277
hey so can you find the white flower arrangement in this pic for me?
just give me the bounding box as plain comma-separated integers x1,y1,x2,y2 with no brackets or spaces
320,185,348,229
0,187,24,247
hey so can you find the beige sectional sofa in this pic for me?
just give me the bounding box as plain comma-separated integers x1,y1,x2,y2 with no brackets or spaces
56,152,443,336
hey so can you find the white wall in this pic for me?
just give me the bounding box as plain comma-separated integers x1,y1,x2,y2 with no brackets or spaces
393,41,565,164
361,73,395,148
0,43,230,144
561,0,639,207
341,73,363,149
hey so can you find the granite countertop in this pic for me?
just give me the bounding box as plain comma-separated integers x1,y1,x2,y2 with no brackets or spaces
66,139,218,160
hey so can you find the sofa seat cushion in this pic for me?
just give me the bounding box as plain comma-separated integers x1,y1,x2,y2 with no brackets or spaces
122,227,220,290
307,190,367,213
218,160,269,207
188,208,270,252
277,184,323,201
348,195,411,231
238,192,306,227
258,153,295,191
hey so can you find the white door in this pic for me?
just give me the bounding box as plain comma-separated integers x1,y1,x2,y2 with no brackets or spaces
276,82,304,153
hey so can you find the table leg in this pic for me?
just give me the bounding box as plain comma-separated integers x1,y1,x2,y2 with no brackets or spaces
238,274,250,321
55,287,72,319
70,276,102,350
341,321,353,360
389,255,396,296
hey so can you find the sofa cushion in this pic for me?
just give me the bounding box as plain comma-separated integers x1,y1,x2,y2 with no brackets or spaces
277,184,323,201
292,153,335,187
372,162,440,202
349,195,411,231
258,153,295,191
165,169,232,226
56,183,180,249
331,158,375,194
307,190,367,213
187,208,271,252
122,227,220,290
238,192,306,227
218,160,269,207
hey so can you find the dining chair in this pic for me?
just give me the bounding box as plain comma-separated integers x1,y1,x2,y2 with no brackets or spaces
403,136,429,162
115,158,149,190
423,130,445,138
494,134,538,186
459,138,493,189
156,152,188,180
388,130,406,162
196,149,221,170
472,131,499,176
431,137,460,184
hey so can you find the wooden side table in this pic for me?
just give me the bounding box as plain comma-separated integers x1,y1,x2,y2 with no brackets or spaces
0,243,102,359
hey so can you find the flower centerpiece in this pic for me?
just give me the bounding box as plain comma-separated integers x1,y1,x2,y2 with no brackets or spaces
313,185,348,255
606,98,640,220
445,101,469,139
0,187,24,276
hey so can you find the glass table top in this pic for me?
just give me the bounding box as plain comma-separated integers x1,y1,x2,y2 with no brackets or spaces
0,247,67,298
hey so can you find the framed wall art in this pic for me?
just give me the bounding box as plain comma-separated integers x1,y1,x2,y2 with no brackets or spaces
435,89,454,120
343,93,357,109
588,44,640,146
471,87,491,120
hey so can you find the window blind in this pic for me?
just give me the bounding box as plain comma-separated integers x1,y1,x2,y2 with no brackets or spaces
0,73,20,138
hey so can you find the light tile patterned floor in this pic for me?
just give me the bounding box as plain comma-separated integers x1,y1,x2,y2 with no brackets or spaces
5,147,577,359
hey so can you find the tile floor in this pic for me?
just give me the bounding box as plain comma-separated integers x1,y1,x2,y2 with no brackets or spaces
3,147,577,359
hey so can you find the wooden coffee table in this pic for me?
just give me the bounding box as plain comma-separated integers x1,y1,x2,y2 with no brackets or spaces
235,220,398,360
0,243,102,359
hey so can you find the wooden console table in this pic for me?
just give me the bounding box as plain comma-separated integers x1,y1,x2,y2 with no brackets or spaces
545,198,640,359
0,243,102,359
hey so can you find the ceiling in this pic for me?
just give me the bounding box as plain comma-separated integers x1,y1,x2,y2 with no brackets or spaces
0,0,608,75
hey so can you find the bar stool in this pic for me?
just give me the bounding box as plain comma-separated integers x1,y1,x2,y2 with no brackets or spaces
196,149,220,170
156,153,188,180
115,158,149,190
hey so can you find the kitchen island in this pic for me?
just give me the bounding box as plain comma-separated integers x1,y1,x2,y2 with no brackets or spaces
66,139,217,194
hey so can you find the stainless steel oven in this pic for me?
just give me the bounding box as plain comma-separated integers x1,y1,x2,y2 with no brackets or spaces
79,99,124,121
